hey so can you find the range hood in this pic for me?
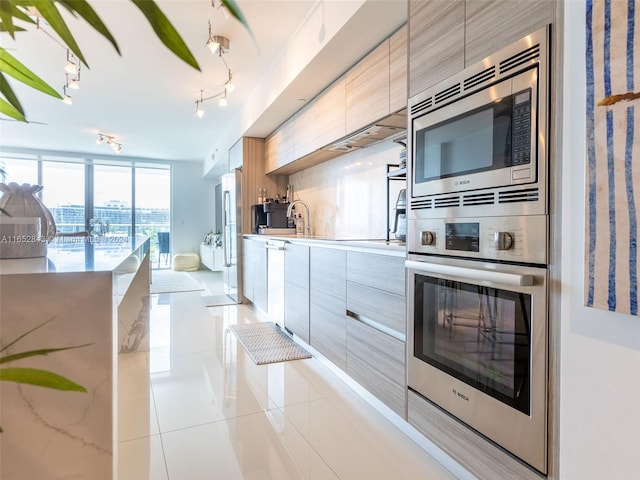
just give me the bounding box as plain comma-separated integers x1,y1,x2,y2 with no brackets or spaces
270,110,407,176
323,112,406,153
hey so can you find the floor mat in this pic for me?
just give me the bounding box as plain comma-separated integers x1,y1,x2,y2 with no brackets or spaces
201,294,237,307
150,270,204,294
227,322,311,365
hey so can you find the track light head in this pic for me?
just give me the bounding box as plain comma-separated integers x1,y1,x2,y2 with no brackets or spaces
96,134,105,145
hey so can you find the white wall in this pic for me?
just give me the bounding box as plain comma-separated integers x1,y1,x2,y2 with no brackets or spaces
171,161,215,255
560,2,640,478
288,139,405,239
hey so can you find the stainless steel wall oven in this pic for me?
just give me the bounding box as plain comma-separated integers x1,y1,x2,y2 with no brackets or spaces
406,26,550,475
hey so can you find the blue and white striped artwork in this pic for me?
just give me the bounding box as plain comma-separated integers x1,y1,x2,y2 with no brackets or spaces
586,0,639,315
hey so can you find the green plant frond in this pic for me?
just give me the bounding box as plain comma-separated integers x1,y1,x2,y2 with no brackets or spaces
0,47,61,98
0,96,25,121
0,0,18,38
221,0,254,42
130,0,200,71
8,3,35,24
0,343,93,364
0,367,87,392
0,314,61,353
28,0,87,66
0,71,24,114
57,0,120,55
0,23,25,33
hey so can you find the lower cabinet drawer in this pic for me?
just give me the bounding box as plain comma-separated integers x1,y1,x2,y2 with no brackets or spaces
346,318,406,416
347,281,406,335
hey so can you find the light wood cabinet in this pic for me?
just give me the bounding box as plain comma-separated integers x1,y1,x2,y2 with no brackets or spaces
242,238,267,311
389,25,408,114
309,247,347,370
345,251,407,415
346,40,391,133
347,319,406,416
408,0,465,97
265,118,295,173
464,0,553,66
284,242,310,343
295,76,346,159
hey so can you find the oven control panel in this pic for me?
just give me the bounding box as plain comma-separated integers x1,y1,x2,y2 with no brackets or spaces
408,215,547,264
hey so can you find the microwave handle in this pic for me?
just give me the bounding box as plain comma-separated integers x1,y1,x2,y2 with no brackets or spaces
405,260,533,287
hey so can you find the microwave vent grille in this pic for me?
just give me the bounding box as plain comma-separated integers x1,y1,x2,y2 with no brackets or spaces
411,97,433,116
411,198,433,210
463,66,496,91
499,44,540,74
498,187,539,203
434,196,460,208
463,192,495,206
434,84,461,104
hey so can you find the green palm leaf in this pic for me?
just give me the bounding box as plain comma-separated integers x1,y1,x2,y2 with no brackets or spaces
0,344,93,364
57,0,120,55
0,47,61,98
0,71,24,114
28,0,87,66
0,367,87,392
221,0,254,39
130,0,200,71
0,96,24,121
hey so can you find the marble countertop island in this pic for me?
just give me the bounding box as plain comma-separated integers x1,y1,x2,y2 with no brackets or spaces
0,236,150,480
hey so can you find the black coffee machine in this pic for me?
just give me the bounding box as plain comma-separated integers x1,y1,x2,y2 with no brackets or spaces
251,204,268,233
392,189,406,242
262,202,290,228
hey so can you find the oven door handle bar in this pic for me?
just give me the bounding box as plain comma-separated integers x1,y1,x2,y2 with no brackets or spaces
405,260,534,287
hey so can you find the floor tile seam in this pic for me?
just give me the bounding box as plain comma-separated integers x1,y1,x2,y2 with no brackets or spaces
155,407,278,437
274,405,344,480
148,358,170,479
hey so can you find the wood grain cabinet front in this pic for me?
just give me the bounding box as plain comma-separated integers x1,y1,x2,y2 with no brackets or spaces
346,40,391,133
284,242,310,343
389,24,408,114
309,247,347,371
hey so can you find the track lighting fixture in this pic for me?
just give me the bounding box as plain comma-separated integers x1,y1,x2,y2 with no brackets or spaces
194,24,234,116
62,84,72,105
64,49,78,75
96,132,123,154
68,63,81,90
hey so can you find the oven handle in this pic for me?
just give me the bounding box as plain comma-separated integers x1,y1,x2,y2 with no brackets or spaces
405,260,534,287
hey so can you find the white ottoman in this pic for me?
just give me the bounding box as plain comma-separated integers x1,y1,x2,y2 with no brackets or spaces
172,252,200,272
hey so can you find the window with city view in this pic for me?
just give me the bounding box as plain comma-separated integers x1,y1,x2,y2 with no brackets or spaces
0,156,170,268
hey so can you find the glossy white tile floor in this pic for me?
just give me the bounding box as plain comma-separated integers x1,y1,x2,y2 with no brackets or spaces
118,287,459,480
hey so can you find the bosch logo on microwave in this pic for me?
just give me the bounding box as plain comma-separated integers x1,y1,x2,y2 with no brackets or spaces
455,180,470,186
452,389,469,402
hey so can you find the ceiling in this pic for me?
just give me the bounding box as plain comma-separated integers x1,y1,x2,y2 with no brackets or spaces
0,1,318,162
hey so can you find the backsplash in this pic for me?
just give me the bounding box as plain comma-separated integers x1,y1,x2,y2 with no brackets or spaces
288,139,405,239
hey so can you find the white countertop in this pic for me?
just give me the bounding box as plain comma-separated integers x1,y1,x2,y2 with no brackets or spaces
0,236,150,275
244,234,407,256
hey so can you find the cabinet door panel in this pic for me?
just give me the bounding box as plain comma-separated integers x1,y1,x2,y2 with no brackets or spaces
242,239,255,302
347,319,406,415
408,0,465,97
253,240,268,312
347,251,405,296
310,247,347,370
265,118,295,174
389,25,408,113
295,77,346,159
465,0,553,66
347,281,406,335
284,243,310,343
346,40,390,133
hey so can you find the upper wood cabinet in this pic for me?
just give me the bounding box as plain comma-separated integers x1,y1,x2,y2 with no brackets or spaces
265,118,295,173
464,0,553,66
389,24,408,114
346,40,391,134
295,76,346,159
408,0,465,97
408,1,553,97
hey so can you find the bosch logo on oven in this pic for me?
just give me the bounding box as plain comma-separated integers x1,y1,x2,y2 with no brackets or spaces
452,388,469,402
454,179,470,186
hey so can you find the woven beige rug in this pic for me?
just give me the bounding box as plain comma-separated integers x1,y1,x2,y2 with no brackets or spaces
228,322,311,365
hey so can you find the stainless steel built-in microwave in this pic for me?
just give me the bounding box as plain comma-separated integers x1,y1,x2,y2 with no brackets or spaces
409,26,548,218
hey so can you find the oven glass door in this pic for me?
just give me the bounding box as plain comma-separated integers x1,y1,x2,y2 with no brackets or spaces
413,272,532,415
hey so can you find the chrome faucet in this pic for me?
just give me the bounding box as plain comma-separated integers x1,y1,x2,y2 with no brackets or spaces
286,200,311,237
